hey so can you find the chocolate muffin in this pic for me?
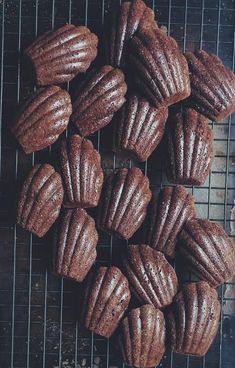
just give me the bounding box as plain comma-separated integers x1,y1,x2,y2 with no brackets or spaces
17,164,64,237
71,65,127,136
128,27,191,107
166,281,221,356
122,244,178,309
12,86,72,154
82,266,131,337
98,167,152,239
145,185,196,258
25,24,98,86
185,49,235,122
59,134,103,208
119,304,165,368
114,93,168,162
53,208,98,282
166,107,214,186
106,0,156,68
178,218,235,287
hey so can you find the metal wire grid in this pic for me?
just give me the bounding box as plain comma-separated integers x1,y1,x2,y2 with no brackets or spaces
0,0,235,367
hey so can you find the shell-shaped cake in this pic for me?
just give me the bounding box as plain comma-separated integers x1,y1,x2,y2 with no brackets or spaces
128,27,190,107
178,218,235,287
166,281,221,356
12,86,72,154
107,0,156,68
122,244,178,309
53,208,98,282
166,107,214,186
98,167,152,239
25,24,98,86
145,185,196,258
119,304,165,368
82,266,131,337
114,93,168,161
17,164,64,237
71,65,127,136
185,49,235,122
59,134,103,208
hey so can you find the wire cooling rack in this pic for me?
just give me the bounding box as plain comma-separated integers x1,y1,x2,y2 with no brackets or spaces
0,0,235,367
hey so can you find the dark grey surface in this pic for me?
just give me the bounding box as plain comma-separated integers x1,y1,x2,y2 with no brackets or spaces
0,0,235,367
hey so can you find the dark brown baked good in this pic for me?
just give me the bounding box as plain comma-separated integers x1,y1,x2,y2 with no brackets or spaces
25,24,98,86
11,86,72,154
166,281,221,356
114,93,168,161
53,208,98,282
17,164,64,237
166,107,214,186
82,266,131,337
178,218,235,287
98,167,152,239
106,0,156,68
128,27,190,107
145,185,196,258
122,244,178,309
71,65,127,136
59,134,103,208
185,49,235,122
119,304,165,368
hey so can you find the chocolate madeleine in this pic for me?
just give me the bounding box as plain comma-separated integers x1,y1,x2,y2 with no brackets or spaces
17,164,64,237
145,185,196,258
98,167,152,239
178,218,235,287
166,281,221,356
59,134,103,208
53,208,98,282
25,24,98,86
12,86,72,154
119,304,165,368
82,266,131,337
72,65,127,136
122,244,178,309
185,49,235,122
114,93,168,161
128,27,190,107
107,0,156,68
166,107,214,186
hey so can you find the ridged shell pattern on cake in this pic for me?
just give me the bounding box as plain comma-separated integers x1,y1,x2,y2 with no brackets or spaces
25,24,98,85
114,93,168,161
122,244,178,309
98,167,152,239
185,49,235,122
145,185,196,258
166,281,221,356
107,0,156,68
71,65,127,136
83,266,131,337
166,107,214,186
128,27,191,107
59,134,103,208
12,86,72,154
54,208,98,282
178,218,235,287
17,164,64,237
119,304,165,368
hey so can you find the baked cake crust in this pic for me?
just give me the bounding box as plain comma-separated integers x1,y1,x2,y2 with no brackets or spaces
53,208,98,282
25,24,98,86
72,65,127,136
97,167,152,239
59,134,103,208
17,164,64,237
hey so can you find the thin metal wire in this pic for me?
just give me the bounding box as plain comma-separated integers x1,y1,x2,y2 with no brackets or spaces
0,0,4,179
